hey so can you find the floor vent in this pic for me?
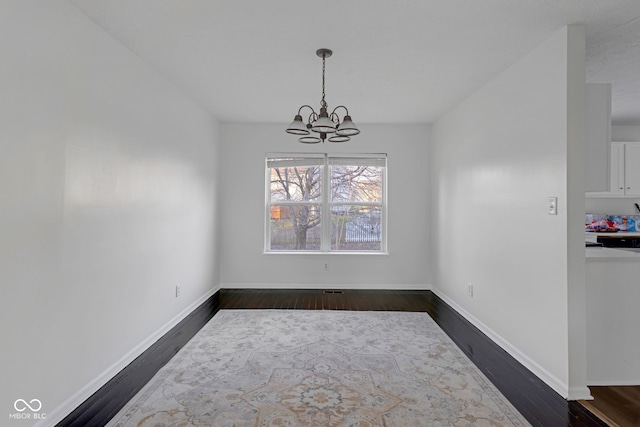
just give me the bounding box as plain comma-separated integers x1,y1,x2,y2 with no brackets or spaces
323,290,344,294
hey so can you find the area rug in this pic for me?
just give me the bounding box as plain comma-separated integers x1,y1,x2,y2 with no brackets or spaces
106,310,530,426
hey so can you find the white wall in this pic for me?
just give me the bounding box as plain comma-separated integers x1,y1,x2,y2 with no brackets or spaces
431,26,588,399
0,1,220,424
219,123,431,289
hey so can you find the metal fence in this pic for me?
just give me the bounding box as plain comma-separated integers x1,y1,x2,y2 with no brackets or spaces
270,216,381,250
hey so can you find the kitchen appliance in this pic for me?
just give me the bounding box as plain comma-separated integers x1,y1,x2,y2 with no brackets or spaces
596,236,640,248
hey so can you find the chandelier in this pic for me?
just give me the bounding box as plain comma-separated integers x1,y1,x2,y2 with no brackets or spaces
286,48,360,143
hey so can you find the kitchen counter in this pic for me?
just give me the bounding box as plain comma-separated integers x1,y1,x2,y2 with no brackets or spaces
585,231,640,238
586,246,640,261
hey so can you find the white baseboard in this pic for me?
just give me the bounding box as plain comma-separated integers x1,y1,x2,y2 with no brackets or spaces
569,386,594,401
431,288,576,400
38,287,220,427
218,282,431,290
588,379,640,386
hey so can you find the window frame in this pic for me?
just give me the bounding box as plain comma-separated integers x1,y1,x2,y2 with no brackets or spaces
265,153,388,254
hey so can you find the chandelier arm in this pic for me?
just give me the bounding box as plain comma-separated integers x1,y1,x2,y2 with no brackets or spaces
329,112,340,124
307,111,319,125
297,104,317,116
330,105,350,117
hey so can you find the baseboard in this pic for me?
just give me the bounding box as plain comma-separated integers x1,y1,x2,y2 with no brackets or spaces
42,287,220,427
431,287,572,400
588,380,640,386
568,386,594,401
218,282,431,290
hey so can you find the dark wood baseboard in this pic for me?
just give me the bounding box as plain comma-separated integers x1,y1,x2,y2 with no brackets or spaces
56,291,220,427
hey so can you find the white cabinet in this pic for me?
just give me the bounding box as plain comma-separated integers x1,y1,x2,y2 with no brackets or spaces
609,142,640,196
610,142,624,195
623,143,640,196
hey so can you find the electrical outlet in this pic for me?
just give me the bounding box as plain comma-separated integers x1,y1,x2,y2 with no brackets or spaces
176,285,181,298
323,263,329,271
468,283,473,297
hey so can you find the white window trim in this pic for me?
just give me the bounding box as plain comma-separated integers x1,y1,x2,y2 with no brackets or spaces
265,153,388,254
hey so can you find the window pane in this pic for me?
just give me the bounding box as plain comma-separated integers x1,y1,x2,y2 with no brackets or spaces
330,205,381,251
270,165,322,202
266,154,386,253
330,165,382,202
270,205,321,250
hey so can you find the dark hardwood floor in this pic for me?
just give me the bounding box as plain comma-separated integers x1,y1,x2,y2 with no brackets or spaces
58,289,609,427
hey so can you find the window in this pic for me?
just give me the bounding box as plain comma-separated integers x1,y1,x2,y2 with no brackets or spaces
266,153,387,253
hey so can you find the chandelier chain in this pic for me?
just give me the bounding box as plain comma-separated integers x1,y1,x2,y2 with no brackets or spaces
321,53,327,109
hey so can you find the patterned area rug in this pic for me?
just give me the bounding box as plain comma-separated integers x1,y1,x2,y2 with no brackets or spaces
107,310,530,426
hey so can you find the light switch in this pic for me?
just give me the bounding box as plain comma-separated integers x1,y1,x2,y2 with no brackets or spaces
548,197,558,215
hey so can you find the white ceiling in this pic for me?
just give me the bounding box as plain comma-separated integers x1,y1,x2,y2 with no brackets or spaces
69,0,640,125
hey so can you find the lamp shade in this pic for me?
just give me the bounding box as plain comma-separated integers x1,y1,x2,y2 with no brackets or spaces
328,135,350,143
286,115,310,135
299,135,322,143
335,115,360,136
311,113,336,134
